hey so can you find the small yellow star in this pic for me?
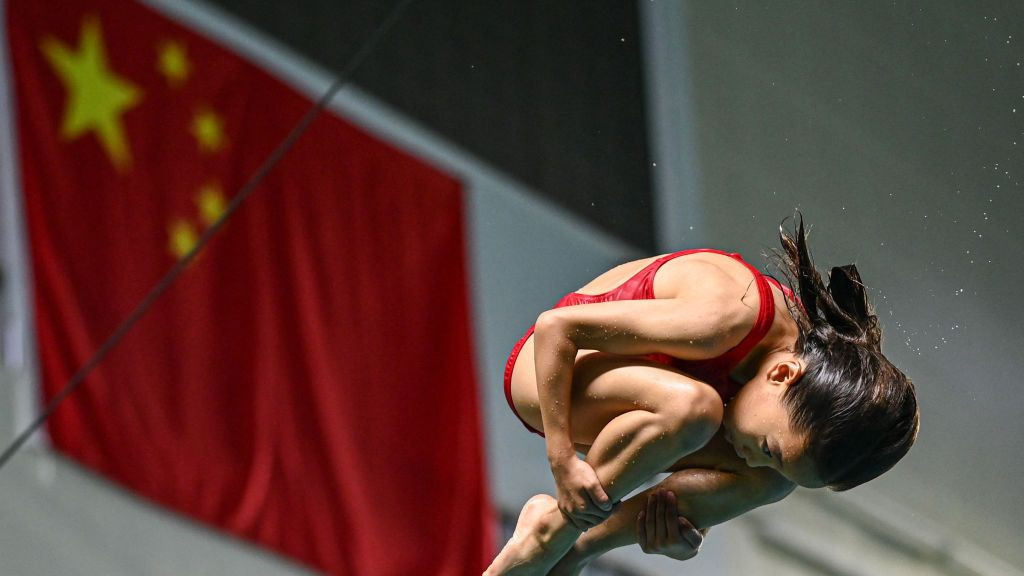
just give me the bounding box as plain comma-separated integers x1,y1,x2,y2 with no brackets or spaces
191,107,226,153
196,182,227,227
168,219,198,259
156,40,190,89
40,16,142,172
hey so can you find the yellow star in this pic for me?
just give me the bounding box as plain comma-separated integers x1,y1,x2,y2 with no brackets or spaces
40,16,142,172
156,40,190,89
191,107,226,153
168,219,198,259
196,182,227,227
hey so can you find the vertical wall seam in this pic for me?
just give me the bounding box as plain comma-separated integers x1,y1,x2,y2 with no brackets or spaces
639,0,705,252
0,0,44,446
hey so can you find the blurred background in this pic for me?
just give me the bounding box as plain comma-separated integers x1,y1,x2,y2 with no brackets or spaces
2,1,1022,574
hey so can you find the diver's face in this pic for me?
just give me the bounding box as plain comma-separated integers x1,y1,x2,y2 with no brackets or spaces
722,357,825,488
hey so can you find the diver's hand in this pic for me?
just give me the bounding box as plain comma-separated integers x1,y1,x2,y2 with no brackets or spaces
551,456,614,530
637,490,706,561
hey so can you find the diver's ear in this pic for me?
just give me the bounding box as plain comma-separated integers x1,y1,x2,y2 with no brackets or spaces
767,359,805,387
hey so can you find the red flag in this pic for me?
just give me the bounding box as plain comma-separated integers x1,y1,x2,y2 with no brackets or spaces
6,0,493,573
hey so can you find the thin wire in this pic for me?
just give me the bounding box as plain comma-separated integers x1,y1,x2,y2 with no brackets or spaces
0,0,416,472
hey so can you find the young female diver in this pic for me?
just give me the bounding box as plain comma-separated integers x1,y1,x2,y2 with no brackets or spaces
485,216,920,575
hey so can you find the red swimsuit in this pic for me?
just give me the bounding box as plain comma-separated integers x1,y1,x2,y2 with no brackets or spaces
503,249,798,436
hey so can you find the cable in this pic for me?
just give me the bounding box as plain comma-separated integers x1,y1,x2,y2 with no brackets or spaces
0,0,416,472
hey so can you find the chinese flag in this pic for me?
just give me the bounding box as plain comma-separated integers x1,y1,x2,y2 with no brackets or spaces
5,0,493,573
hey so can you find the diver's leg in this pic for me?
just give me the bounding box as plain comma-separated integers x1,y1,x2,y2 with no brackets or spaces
551,457,794,575
487,355,722,575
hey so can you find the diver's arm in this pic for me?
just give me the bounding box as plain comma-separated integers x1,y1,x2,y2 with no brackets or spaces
550,466,794,572
532,295,751,528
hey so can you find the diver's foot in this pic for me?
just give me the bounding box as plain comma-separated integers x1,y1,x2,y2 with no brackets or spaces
483,494,578,576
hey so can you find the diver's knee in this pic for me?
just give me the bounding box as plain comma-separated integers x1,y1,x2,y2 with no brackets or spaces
659,384,723,450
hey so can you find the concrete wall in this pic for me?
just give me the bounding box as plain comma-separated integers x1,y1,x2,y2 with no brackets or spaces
680,0,1024,569
201,0,657,250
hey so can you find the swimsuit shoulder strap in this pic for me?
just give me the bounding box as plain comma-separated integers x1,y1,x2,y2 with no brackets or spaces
625,248,740,299
716,257,776,369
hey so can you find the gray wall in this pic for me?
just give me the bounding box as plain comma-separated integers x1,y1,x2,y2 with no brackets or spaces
201,0,657,250
680,1,1024,567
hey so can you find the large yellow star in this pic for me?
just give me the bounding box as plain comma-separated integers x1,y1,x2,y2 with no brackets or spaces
196,182,227,226
191,107,227,153
40,16,142,172
157,40,190,89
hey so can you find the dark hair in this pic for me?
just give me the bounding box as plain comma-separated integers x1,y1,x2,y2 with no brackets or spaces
770,214,920,491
